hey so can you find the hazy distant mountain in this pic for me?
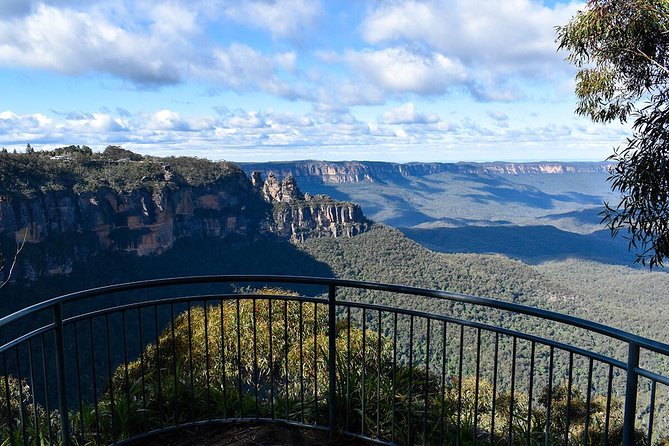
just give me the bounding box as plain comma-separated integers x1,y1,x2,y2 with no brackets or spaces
242,160,614,184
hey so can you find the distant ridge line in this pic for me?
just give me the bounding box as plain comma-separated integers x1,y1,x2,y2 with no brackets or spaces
240,160,615,184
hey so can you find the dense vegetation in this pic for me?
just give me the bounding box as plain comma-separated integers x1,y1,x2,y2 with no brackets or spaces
300,225,582,321
300,224,668,347
0,146,241,198
5,223,667,442
298,225,669,438
535,259,669,344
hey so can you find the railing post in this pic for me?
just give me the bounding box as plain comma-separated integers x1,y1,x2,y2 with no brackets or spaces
53,303,71,446
328,284,337,441
622,342,640,446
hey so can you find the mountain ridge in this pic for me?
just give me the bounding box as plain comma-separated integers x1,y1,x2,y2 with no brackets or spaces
241,160,615,184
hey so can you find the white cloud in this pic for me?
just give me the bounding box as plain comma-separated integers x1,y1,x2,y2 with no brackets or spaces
148,2,197,35
460,118,495,137
275,52,298,72
264,112,314,127
0,2,301,94
380,103,440,124
0,0,583,110
0,112,52,136
359,0,582,101
0,3,195,85
225,112,267,129
0,107,628,162
486,110,511,127
202,44,297,97
487,111,509,122
361,0,580,75
345,47,468,95
67,112,128,132
220,0,322,40
210,45,275,87
309,79,386,109
469,82,521,102
147,110,216,132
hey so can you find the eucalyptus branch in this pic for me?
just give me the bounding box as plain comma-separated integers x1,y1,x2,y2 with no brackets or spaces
631,47,669,75
559,0,669,267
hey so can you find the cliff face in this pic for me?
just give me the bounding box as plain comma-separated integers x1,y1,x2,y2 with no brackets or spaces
0,171,267,281
242,161,615,184
254,172,370,242
0,178,259,254
0,160,370,283
272,203,368,242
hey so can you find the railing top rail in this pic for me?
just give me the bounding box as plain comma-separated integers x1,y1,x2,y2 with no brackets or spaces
3,274,669,356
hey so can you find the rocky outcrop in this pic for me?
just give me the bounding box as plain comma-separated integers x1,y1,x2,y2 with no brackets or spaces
242,161,615,185
253,171,370,243
272,200,369,242
0,174,261,253
260,173,303,204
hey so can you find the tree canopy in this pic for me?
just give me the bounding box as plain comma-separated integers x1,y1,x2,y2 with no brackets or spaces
0,145,242,198
557,0,669,267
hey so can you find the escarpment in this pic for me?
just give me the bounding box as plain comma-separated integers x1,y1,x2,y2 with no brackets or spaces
242,160,615,184
0,150,369,283
0,173,264,281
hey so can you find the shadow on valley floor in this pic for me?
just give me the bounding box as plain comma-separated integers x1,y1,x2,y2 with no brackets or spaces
538,207,604,226
401,225,639,266
457,174,604,208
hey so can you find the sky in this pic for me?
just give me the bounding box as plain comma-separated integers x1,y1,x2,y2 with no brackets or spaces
0,0,631,162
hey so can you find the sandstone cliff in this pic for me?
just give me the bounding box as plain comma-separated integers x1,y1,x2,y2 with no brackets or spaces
253,171,370,242
0,170,265,280
242,161,615,184
0,152,370,283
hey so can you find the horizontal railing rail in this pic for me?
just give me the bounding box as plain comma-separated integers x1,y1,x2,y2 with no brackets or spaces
4,275,669,356
1,275,667,445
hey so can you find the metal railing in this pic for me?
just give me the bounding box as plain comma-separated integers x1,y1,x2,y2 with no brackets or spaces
1,275,668,445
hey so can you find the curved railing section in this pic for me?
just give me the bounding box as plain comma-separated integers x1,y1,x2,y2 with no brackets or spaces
1,275,668,445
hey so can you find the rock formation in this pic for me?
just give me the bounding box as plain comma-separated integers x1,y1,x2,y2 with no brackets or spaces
0,163,370,283
272,200,369,242
253,171,370,243
260,173,303,204
0,171,265,281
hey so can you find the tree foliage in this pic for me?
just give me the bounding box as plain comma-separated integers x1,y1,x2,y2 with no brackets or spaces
557,0,669,267
0,145,242,198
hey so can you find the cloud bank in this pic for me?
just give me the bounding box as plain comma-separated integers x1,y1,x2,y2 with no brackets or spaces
0,0,617,163
0,0,581,105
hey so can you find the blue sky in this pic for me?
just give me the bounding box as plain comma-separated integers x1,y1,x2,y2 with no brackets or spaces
0,0,629,162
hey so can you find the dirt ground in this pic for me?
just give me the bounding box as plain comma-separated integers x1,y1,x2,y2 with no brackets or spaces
124,423,373,446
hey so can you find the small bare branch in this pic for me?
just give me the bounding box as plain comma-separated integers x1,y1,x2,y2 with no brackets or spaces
0,229,28,290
